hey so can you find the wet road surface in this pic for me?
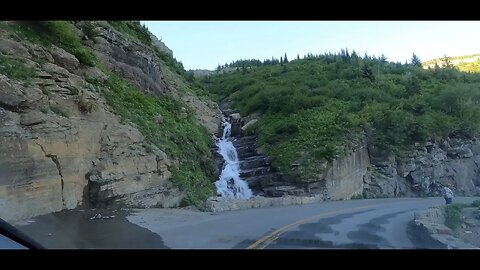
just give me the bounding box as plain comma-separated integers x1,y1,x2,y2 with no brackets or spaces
13,208,167,249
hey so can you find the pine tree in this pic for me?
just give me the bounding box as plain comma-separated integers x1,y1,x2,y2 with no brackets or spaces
362,62,375,82
297,54,300,60
351,50,358,59
284,53,288,63
411,53,422,67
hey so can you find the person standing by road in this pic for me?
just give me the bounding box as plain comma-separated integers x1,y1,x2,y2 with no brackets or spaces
441,186,454,205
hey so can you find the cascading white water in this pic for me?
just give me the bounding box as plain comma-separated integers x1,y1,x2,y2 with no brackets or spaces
214,117,253,199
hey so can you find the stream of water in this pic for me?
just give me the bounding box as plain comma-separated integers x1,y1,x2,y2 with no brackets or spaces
214,117,252,199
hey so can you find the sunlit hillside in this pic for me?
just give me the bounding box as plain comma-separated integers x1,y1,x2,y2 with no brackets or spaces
423,54,480,73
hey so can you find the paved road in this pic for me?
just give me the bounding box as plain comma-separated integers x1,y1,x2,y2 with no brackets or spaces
127,197,479,249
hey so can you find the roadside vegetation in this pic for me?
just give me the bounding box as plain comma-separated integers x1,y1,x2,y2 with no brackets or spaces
445,203,467,229
445,200,480,229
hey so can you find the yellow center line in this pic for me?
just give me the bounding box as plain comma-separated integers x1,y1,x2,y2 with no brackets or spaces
246,199,422,249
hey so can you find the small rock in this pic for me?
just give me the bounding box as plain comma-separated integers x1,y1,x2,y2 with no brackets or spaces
110,215,115,218
20,111,45,126
461,223,467,229
230,113,241,120
48,233,52,236
465,230,473,234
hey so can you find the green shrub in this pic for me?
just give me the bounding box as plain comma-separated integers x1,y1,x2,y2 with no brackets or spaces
471,199,480,208
274,122,299,135
445,203,465,230
0,54,36,82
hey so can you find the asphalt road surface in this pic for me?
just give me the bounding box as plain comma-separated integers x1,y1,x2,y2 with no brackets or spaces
127,197,479,249
12,197,478,249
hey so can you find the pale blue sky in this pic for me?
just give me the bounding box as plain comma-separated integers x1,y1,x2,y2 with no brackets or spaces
142,21,480,71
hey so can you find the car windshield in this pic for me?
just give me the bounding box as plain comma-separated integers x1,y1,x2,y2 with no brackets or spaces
1,20,480,249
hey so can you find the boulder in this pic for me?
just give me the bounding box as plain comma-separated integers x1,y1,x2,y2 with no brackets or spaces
50,46,80,72
20,111,45,126
0,75,27,109
230,113,241,120
241,119,257,131
0,38,31,58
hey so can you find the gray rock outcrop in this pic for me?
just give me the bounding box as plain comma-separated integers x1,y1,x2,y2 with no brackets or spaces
365,139,480,198
411,206,477,249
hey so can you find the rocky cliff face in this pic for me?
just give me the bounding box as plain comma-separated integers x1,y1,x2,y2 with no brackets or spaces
0,22,220,222
86,22,168,97
365,138,480,198
321,145,370,200
307,137,480,200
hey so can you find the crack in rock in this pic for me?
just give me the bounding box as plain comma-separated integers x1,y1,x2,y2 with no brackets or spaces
35,142,65,208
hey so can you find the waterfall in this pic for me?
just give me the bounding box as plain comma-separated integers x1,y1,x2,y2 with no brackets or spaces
214,117,253,199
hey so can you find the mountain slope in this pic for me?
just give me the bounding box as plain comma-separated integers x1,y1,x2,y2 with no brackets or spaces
201,53,480,198
0,21,221,222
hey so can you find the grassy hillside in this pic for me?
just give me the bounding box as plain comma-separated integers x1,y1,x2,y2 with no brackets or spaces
0,21,216,208
423,54,480,73
201,53,480,179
